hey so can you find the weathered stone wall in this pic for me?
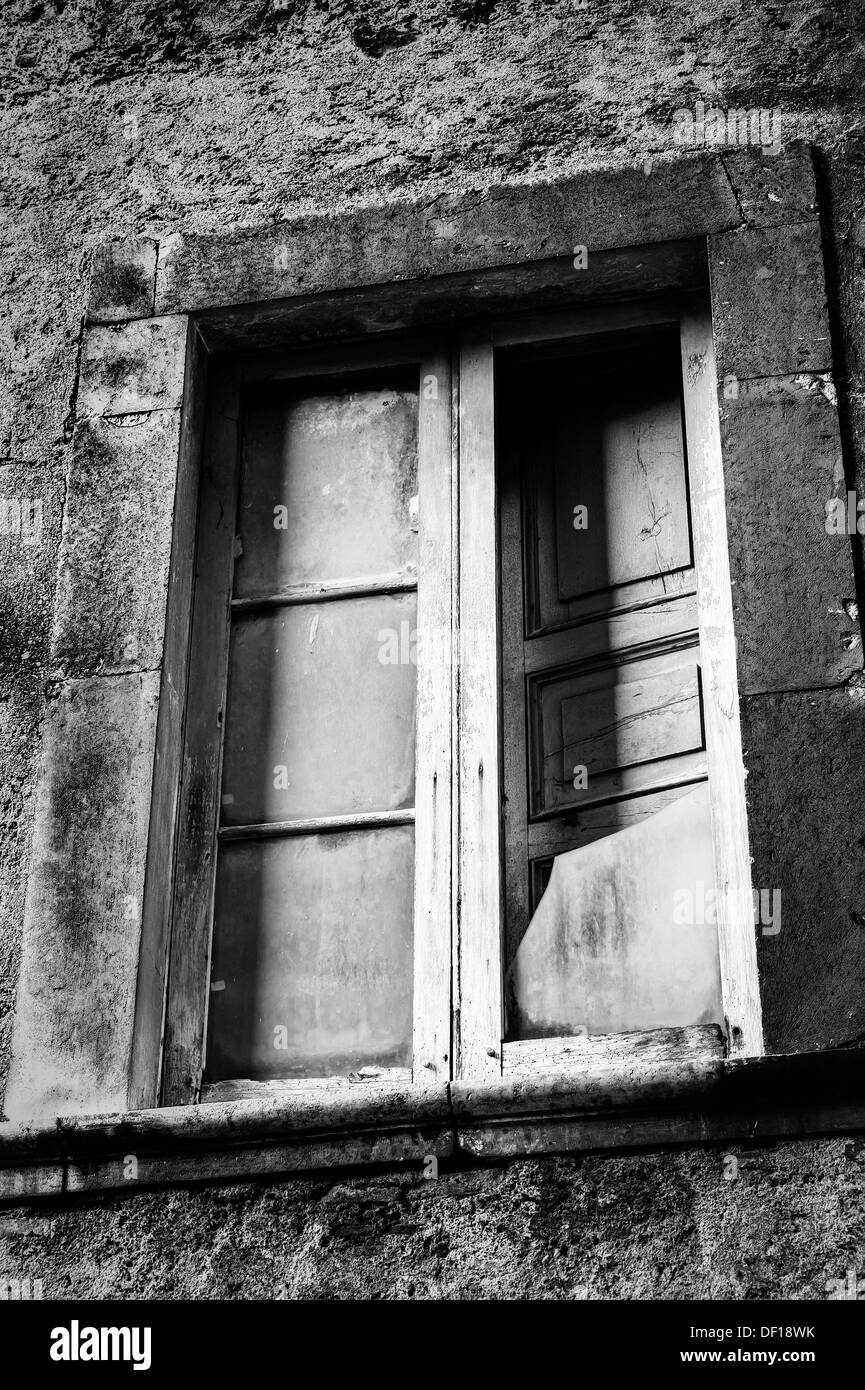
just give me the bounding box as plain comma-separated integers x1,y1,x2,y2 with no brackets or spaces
1,1138,863,1299
1,0,864,1295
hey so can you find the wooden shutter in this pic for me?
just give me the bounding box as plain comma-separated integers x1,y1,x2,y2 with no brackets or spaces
499,326,721,1039
458,299,762,1078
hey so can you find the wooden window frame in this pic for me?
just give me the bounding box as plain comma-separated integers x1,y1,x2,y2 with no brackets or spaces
457,295,762,1082
156,290,761,1109
160,337,454,1106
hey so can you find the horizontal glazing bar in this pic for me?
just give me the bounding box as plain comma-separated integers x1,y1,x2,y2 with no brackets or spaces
218,808,416,842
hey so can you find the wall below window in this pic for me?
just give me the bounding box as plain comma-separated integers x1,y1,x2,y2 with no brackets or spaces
1,1138,861,1299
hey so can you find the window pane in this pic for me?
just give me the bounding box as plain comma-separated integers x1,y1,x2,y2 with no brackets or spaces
221,593,417,826
234,381,419,599
507,783,722,1038
206,827,414,1082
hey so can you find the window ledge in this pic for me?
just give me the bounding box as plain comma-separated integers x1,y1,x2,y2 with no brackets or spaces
2,1049,863,1202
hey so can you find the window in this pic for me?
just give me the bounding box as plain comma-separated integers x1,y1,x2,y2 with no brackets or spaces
162,339,452,1103
6,144,853,1190
160,295,761,1106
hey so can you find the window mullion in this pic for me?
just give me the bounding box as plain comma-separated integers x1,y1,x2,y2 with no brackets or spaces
412,346,455,1083
456,330,504,1079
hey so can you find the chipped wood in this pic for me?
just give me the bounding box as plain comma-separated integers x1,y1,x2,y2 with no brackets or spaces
679,306,763,1057
502,1024,724,1077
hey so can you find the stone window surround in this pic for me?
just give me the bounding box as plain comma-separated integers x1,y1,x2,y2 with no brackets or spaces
3,139,864,1201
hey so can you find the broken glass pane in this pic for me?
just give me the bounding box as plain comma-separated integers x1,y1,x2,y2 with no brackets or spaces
507,781,722,1039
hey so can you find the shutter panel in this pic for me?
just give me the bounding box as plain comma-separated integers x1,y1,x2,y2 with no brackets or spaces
499,330,721,1040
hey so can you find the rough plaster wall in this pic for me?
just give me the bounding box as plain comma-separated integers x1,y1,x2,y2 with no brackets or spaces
1,1141,863,1298
1,0,865,1293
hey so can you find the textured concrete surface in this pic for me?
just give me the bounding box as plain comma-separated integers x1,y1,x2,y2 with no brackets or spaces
1,1140,863,1299
2,0,865,1294
710,222,831,379
79,318,188,418
3,673,160,1122
0,460,65,1126
50,412,182,678
743,686,865,1054
720,373,860,694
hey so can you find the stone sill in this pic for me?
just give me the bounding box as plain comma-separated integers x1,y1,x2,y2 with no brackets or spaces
2,1049,864,1202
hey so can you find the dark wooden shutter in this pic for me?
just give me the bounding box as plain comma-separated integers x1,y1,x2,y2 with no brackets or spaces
498,328,721,1040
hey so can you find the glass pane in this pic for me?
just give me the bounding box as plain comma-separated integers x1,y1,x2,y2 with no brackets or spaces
221,592,417,826
234,382,419,599
507,782,722,1038
206,826,414,1081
